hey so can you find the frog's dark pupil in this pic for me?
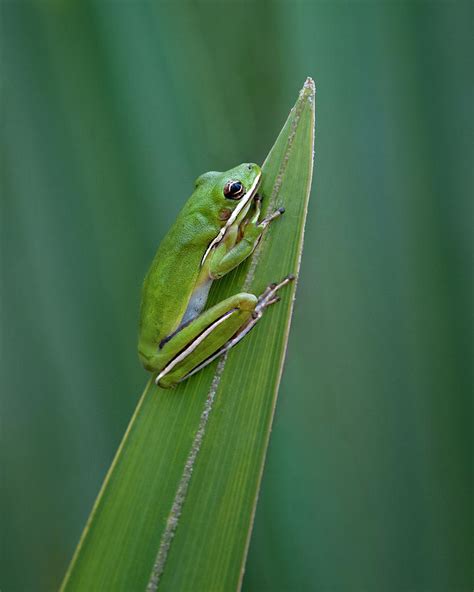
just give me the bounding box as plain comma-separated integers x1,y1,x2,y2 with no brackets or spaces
224,180,244,199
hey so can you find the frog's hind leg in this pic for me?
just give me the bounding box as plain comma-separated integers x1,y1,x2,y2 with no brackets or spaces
155,292,258,388
179,274,295,383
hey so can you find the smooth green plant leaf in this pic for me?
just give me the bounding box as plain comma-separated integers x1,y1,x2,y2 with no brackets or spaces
61,78,315,592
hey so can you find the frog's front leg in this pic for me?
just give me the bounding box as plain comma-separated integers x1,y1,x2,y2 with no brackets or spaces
209,198,285,279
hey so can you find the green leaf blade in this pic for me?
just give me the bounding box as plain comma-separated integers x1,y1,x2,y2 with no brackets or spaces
62,77,315,592
158,77,316,592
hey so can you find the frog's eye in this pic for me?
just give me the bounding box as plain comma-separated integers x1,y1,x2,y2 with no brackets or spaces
223,180,245,200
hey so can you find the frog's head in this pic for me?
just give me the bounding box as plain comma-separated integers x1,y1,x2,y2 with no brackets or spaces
195,162,261,214
197,163,262,265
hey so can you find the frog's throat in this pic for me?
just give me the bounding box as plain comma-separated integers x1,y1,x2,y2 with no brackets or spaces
200,171,262,266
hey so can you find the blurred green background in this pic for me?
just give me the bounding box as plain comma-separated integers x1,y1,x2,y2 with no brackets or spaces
2,1,472,591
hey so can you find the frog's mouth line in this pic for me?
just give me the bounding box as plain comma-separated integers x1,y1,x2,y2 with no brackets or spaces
200,171,262,266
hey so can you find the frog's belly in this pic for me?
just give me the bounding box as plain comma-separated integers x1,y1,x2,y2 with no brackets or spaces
179,277,213,327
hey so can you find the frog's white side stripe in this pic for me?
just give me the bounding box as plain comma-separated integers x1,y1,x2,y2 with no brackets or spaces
200,171,262,266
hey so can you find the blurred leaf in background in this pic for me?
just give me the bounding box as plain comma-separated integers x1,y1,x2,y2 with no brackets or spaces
1,2,472,592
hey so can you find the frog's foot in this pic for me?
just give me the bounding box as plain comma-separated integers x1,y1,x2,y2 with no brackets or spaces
260,207,285,229
180,274,295,383
252,274,295,318
250,193,284,228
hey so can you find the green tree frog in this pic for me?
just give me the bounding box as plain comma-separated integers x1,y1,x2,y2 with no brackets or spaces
138,162,293,388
